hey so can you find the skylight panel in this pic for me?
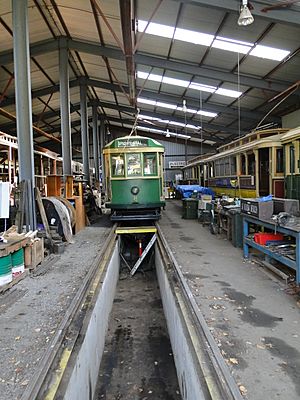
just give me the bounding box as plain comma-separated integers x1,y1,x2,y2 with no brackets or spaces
249,45,290,61
197,110,218,118
138,114,199,130
138,71,241,98
162,76,189,87
137,19,175,39
138,98,217,117
137,71,149,80
215,88,242,98
174,28,214,46
137,19,291,62
189,82,216,93
156,101,177,110
137,71,163,83
137,97,156,106
136,125,192,139
212,36,252,54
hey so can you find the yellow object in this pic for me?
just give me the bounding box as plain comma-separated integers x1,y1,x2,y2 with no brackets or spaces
115,226,157,234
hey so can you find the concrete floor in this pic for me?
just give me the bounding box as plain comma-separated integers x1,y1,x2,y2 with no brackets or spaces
0,217,112,400
159,200,300,400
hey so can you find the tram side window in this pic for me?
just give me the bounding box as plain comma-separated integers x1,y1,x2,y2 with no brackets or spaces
127,153,142,176
290,145,295,174
225,157,231,175
247,153,255,176
276,148,283,173
111,155,124,177
240,154,246,175
231,156,237,175
215,160,221,177
143,153,157,175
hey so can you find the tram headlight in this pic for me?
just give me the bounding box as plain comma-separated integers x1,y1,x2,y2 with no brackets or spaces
131,186,140,195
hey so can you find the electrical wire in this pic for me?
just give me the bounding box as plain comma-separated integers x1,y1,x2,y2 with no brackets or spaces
255,86,298,130
199,89,203,156
237,52,241,139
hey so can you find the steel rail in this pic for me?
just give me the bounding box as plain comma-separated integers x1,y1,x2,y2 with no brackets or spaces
156,223,244,400
20,224,117,400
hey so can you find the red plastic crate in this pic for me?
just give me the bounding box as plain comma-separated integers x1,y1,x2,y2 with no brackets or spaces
254,232,284,245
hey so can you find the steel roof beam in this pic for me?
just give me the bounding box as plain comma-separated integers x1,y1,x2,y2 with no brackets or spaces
0,36,294,94
44,116,225,144
55,101,247,135
1,76,279,122
67,38,291,93
169,0,300,26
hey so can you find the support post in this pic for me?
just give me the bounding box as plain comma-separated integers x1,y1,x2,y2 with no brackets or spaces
100,117,105,191
59,45,72,177
80,84,90,183
12,0,36,230
92,104,100,182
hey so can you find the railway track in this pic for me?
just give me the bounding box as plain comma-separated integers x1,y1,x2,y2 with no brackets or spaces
19,223,243,400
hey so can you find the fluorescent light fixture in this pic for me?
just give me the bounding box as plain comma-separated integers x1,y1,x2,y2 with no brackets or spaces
249,45,290,61
212,36,252,54
215,88,242,98
238,0,254,26
174,28,214,46
138,97,217,118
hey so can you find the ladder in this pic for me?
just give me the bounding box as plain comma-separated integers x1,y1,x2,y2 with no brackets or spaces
130,233,157,276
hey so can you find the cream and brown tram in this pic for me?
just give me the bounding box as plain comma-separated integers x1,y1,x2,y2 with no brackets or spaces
183,128,289,198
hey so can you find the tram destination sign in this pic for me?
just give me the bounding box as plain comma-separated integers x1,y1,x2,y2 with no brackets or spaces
117,138,148,147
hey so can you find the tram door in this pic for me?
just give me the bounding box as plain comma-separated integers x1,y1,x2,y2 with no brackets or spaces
258,148,270,196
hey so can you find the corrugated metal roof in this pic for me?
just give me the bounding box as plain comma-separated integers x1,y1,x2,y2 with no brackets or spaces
0,0,299,151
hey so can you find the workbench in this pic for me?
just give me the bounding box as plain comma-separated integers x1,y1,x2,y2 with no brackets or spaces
243,215,300,284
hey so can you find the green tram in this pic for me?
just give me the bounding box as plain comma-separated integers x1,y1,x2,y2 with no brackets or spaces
182,128,289,198
281,126,300,200
103,135,165,221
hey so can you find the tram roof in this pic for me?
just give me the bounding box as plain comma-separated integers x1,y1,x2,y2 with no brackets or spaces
281,126,300,144
183,133,284,169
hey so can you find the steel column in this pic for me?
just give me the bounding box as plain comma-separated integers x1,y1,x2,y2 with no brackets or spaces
100,118,105,191
92,104,100,182
59,46,72,177
80,84,90,183
12,0,36,230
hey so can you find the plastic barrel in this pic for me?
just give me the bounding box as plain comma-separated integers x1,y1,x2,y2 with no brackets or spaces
11,248,25,278
0,254,12,286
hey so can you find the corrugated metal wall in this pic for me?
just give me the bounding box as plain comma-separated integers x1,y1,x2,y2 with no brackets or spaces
160,139,211,182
